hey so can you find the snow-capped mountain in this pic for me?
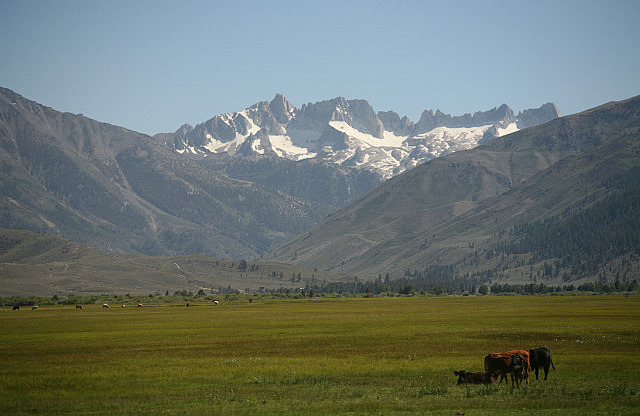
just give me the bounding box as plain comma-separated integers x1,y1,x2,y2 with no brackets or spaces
157,95,560,179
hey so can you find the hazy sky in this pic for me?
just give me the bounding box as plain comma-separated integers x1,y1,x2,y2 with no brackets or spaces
2,0,639,135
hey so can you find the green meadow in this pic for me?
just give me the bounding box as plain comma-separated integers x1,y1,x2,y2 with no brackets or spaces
1,295,639,415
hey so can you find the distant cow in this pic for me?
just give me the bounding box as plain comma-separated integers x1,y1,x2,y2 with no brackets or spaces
76,304,83,309
214,300,219,305
102,303,110,308
12,305,19,310
454,370,496,385
484,353,526,388
137,303,143,308
32,306,38,310
529,346,556,380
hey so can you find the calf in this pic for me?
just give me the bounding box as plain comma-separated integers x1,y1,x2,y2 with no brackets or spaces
529,346,556,380
12,305,19,310
102,303,110,308
454,370,496,385
32,306,38,310
510,354,526,388
76,304,83,309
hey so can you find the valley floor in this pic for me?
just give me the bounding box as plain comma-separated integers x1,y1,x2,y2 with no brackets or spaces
1,295,639,415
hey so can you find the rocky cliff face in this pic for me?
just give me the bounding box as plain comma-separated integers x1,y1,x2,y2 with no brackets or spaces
157,96,560,179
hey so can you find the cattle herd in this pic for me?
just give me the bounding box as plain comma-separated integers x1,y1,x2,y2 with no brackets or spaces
455,346,556,388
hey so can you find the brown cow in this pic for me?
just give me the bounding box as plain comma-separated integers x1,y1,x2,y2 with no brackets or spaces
454,370,496,385
484,353,526,388
489,349,531,384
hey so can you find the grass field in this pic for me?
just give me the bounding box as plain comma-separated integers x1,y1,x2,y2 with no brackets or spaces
1,295,639,415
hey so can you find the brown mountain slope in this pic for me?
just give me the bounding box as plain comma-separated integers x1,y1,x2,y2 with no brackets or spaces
269,95,640,282
0,87,350,258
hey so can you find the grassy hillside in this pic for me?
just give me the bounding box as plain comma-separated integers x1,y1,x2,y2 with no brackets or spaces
270,96,640,286
0,229,348,296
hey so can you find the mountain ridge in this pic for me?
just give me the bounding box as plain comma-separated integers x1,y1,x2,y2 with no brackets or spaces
157,95,560,179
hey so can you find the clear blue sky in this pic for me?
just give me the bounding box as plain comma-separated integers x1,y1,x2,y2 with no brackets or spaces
2,0,639,135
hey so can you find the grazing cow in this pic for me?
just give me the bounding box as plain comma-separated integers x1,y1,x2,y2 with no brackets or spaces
102,303,110,308
137,303,144,308
76,304,83,309
32,306,38,310
484,353,526,388
529,346,556,380
454,370,496,385
214,300,219,305
12,305,19,310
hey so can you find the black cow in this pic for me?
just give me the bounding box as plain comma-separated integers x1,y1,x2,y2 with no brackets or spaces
12,305,20,310
454,370,496,385
529,346,556,380
510,354,526,388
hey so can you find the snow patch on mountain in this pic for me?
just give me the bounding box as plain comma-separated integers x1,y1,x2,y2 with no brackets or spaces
495,122,518,137
268,135,317,160
158,96,560,179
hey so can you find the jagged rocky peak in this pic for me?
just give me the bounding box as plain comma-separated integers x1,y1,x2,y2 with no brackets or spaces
246,99,285,135
341,99,384,138
378,111,413,136
269,93,295,124
378,104,521,137
420,104,516,131
204,111,252,140
292,97,384,138
517,103,561,129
